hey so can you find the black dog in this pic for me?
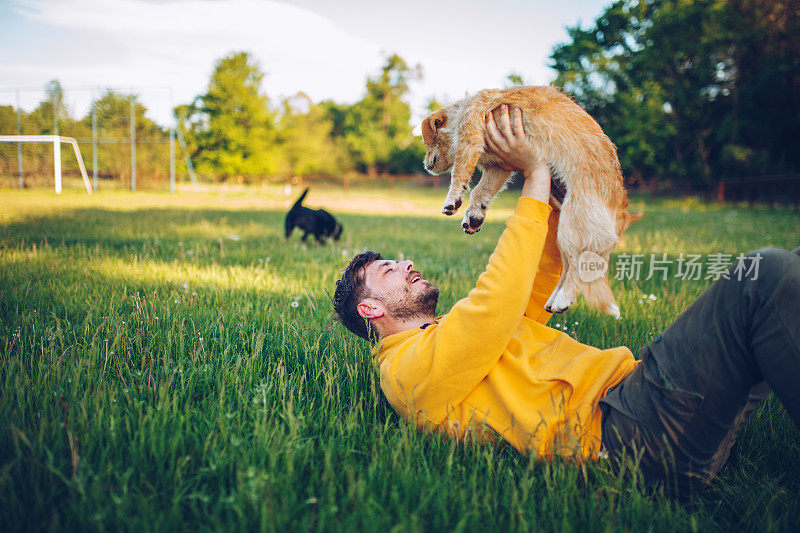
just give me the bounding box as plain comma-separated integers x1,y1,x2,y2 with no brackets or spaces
284,188,343,244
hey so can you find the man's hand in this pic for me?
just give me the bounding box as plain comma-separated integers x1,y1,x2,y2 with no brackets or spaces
485,105,550,204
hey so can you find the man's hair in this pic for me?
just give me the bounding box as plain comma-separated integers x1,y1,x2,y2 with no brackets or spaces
333,251,383,341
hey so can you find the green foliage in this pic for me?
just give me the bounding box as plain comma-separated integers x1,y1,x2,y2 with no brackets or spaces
0,84,174,189
1,187,799,530
276,93,349,176
176,51,426,181
184,52,281,179
505,72,525,87
340,54,424,175
550,0,800,185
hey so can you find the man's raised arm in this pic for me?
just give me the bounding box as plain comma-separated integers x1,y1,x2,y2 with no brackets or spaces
385,107,555,422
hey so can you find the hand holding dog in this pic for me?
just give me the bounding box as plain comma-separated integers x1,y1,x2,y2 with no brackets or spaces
485,105,550,203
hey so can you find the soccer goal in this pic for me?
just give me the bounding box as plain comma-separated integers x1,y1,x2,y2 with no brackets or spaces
0,135,92,194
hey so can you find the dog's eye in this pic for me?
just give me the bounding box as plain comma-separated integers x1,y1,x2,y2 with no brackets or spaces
434,118,444,128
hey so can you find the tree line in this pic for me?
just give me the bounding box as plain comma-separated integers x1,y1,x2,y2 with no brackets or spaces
0,53,427,187
176,52,425,181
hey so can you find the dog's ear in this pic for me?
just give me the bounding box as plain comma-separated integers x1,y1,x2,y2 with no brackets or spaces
421,109,447,146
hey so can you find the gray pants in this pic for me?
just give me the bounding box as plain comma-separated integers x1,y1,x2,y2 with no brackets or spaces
600,246,800,497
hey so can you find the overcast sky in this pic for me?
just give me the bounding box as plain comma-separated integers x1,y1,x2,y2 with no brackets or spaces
0,0,609,126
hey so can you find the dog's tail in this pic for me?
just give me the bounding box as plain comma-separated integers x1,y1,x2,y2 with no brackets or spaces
290,187,310,212
617,209,643,236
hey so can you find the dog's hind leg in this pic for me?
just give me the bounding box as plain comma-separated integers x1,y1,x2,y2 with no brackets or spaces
461,166,513,234
545,259,569,313
548,197,620,316
582,276,620,319
546,253,582,314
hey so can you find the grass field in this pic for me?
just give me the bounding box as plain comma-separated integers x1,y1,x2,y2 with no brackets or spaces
1,184,799,531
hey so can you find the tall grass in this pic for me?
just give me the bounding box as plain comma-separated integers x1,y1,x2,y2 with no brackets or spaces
1,186,799,531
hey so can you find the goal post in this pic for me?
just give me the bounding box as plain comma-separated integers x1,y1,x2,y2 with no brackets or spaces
0,135,93,194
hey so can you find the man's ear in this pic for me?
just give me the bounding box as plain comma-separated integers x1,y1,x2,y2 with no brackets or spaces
357,298,385,320
421,109,447,146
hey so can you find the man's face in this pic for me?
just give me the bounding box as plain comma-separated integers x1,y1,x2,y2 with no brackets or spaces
362,259,439,319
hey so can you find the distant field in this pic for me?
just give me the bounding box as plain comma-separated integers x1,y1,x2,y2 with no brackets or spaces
1,185,799,531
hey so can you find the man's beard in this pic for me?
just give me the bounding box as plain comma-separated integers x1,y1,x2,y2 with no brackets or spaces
385,283,440,321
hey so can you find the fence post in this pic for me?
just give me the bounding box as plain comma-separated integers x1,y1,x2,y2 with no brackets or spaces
130,96,136,191
169,127,176,193
169,89,176,194
16,89,23,189
716,181,725,203
92,90,98,191
53,137,62,194
53,91,58,135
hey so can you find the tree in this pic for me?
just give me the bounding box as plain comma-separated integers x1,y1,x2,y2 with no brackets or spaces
184,51,280,179
81,90,166,185
341,54,423,175
550,0,800,186
27,79,72,135
277,92,348,176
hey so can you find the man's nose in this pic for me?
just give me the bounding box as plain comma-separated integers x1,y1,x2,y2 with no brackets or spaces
401,260,414,272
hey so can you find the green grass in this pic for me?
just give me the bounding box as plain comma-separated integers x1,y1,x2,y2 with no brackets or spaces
1,185,799,532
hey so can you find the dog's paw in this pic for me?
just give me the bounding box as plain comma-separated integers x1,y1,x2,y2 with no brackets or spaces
460,212,484,234
544,290,558,313
546,289,574,314
441,197,462,216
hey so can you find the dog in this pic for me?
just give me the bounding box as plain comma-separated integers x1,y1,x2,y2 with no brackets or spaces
420,85,642,318
284,188,343,244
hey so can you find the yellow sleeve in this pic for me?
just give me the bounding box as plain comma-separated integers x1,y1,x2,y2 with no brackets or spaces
525,207,562,324
385,197,551,423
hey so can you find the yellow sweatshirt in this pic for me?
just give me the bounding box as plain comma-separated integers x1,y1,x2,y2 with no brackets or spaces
373,197,638,459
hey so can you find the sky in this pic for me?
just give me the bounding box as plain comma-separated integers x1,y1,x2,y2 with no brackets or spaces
0,0,610,127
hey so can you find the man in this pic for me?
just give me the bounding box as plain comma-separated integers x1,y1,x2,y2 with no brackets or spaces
332,105,800,496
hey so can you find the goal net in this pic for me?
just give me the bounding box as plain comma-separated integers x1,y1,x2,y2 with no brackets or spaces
0,135,92,194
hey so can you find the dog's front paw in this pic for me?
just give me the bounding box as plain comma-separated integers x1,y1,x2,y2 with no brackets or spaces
460,207,485,234
441,197,462,216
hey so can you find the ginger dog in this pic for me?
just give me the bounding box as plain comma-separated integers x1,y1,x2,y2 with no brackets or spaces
420,86,641,318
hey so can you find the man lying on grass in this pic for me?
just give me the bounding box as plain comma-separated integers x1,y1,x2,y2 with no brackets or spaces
332,106,800,497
